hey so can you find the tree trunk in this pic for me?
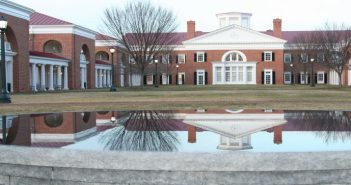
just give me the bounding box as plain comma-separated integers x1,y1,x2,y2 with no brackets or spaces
140,71,145,87
338,72,343,87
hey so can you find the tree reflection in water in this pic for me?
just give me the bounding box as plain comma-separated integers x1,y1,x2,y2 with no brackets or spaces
100,110,180,152
287,111,351,143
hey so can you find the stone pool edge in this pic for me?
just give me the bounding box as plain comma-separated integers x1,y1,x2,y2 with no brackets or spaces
0,146,351,185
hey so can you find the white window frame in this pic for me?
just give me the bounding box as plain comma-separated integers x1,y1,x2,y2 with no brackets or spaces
284,53,291,63
197,52,205,62
129,55,136,64
162,73,169,85
162,54,170,64
300,72,308,84
146,75,153,85
300,53,308,63
196,69,205,85
264,51,273,62
177,54,186,64
264,69,273,85
178,72,185,85
284,71,292,84
317,71,325,84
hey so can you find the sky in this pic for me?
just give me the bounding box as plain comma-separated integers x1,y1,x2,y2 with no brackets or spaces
10,0,351,33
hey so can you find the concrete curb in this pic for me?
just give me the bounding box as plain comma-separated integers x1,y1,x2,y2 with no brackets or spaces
0,146,351,184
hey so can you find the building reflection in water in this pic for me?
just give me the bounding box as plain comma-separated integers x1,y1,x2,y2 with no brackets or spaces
285,110,351,143
0,112,96,147
99,110,180,152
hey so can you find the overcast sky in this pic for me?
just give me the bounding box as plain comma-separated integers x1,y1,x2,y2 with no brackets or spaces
11,0,351,33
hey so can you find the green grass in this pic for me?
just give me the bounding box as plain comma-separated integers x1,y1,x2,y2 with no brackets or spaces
1,85,350,115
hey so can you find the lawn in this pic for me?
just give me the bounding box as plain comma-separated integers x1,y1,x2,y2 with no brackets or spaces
0,85,350,114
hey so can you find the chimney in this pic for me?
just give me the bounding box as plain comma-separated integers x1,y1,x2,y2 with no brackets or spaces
187,21,196,39
273,125,283,145
187,125,197,143
273,18,282,38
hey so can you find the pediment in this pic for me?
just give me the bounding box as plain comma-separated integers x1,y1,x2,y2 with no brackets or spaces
183,25,286,45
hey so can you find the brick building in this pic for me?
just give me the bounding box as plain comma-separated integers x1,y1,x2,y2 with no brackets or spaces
0,1,350,93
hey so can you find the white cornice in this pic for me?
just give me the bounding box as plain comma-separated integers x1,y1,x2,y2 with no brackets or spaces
175,43,285,50
0,0,34,20
95,40,118,47
30,55,69,66
183,24,286,45
30,25,97,40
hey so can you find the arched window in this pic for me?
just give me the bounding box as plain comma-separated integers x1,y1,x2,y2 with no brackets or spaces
221,51,247,62
44,113,63,128
95,51,109,61
43,40,63,53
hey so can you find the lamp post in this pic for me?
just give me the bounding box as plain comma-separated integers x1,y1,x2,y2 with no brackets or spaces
289,63,294,85
2,115,6,144
310,58,315,87
110,48,117,91
176,64,179,85
154,59,158,87
0,16,10,103
110,111,116,125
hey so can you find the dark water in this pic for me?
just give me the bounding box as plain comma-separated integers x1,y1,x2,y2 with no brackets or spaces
1,109,351,152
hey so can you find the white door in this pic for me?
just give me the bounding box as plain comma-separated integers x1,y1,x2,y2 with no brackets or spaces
264,70,272,85
197,70,205,85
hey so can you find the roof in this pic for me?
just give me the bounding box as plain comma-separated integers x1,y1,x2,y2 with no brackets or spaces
95,60,111,65
96,33,116,41
30,12,72,25
30,51,69,60
125,31,207,45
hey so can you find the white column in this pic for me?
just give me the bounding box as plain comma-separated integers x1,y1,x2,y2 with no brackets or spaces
103,69,107,87
80,67,84,89
57,66,62,90
95,68,98,88
243,66,247,84
107,70,111,87
104,69,108,87
99,69,103,88
49,65,54,91
40,64,46,91
6,61,13,92
31,63,37,92
85,67,88,88
63,66,69,90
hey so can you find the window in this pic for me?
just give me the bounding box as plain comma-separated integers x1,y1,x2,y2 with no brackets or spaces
224,51,245,62
96,51,109,61
162,74,169,85
284,53,291,63
300,73,308,84
197,70,205,85
197,52,205,62
247,67,253,82
231,66,237,82
145,54,154,63
284,72,291,84
147,75,153,85
225,67,230,82
162,54,170,64
44,40,62,54
216,66,222,83
177,54,186,64
238,67,243,82
317,53,325,62
264,70,272,85
264,51,273,61
317,72,325,84
300,53,308,63
129,56,136,64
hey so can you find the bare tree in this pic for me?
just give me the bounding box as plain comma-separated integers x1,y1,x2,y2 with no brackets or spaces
102,1,178,87
314,23,351,86
292,32,319,86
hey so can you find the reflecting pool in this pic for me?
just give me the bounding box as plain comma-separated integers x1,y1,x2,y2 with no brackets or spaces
1,109,351,152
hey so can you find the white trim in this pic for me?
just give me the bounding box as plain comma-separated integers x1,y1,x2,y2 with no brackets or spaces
317,71,325,84
221,50,247,62
177,54,186,64
264,69,273,85
29,56,69,66
177,43,285,50
212,61,257,85
283,71,291,84
196,52,205,62
30,25,96,40
95,64,112,70
183,24,286,44
264,51,273,62
196,69,205,85
95,40,125,48
284,53,292,63
0,1,34,20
